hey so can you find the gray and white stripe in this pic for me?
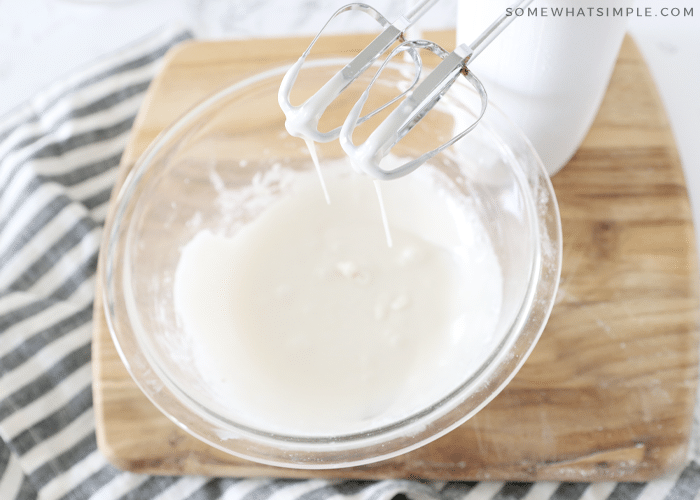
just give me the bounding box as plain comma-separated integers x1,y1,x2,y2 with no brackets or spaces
2,23,700,500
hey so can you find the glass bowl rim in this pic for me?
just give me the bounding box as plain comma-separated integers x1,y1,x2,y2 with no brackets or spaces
101,57,563,469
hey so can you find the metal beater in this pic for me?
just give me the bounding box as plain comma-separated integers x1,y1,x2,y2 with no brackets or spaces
278,0,441,144
340,0,535,179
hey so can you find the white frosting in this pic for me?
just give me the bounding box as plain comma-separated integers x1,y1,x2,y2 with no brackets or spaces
173,163,503,436
278,57,353,144
373,179,393,247
303,138,330,204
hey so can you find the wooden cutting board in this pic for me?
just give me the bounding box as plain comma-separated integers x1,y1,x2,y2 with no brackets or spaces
92,31,700,482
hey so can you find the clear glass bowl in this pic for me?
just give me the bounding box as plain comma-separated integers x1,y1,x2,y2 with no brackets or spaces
102,58,562,469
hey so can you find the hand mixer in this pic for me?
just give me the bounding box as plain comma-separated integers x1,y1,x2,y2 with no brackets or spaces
278,0,441,144
341,0,535,180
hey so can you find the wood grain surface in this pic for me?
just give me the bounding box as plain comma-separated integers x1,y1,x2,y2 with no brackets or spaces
92,31,700,481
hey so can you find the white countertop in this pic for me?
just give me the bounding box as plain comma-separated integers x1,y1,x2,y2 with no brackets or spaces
2,0,699,250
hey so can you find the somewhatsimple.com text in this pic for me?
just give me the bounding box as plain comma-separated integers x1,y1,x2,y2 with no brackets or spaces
505,7,693,17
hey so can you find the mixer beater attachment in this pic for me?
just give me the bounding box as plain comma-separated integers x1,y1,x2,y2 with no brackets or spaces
340,39,485,180
278,0,441,144
340,0,535,179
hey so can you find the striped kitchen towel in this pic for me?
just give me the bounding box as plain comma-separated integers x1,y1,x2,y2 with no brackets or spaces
2,24,700,500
